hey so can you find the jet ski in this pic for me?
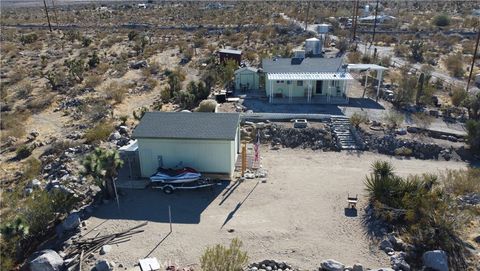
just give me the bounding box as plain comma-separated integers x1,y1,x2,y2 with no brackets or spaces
150,167,201,183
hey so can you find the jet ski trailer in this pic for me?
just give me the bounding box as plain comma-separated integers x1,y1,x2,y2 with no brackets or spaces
149,178,221,194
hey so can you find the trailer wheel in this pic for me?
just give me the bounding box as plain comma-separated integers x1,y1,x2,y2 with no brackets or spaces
163,186,174,194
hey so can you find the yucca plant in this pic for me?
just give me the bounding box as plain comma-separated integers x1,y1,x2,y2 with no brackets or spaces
200,238,248,271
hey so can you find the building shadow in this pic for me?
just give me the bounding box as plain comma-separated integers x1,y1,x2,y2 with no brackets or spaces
91,181,229,224
242,99,345,115
347,98,385,110
344,207,358,217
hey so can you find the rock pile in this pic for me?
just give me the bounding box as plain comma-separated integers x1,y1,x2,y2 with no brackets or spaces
363,133,452,160
108,125,132,147
245,260,297,271
259,124,334,150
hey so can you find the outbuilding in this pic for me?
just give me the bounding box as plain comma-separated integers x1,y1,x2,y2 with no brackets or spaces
132,112,240,179
234,67,260,92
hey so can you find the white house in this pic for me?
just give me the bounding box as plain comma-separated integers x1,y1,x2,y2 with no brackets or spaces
132,112,240,179
262,57,354,104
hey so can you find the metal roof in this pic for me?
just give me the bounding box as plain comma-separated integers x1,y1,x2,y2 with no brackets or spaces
267,72,354,81
347,64,388,71
262,57,344,73
218,49,242,55
234,67,258,74
133,112,240,140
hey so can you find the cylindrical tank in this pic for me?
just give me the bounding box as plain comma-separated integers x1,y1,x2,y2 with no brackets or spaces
305,38,322,56
317,24,330,34
364,4,370,13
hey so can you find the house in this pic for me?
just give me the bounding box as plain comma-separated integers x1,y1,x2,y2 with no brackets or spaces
262,57,354,104
358,15,396,24
218,49,242,65
234,67,260,92
132,112,240,179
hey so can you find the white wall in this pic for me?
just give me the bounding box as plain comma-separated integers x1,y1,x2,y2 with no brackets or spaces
137,137,236,178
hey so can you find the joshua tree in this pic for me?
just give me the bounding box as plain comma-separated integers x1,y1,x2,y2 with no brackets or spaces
83,148,124,198
415,73,425,105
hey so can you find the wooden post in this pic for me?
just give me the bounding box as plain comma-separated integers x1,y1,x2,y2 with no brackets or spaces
241,142,246,176
168,205,172,233
113,177,120,211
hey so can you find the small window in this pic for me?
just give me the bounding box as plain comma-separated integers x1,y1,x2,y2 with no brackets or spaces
297,81,303,86
287,80,291,85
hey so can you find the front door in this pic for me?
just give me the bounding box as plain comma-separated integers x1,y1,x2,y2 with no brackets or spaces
316,80,323,94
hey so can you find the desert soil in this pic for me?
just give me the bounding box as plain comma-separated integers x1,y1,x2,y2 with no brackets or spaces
83,149,467,270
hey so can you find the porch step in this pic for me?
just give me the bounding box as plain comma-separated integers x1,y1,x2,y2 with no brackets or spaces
330,117,362,150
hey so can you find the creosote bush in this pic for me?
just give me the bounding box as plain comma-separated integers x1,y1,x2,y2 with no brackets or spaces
84,121,114,143
200,238,248,271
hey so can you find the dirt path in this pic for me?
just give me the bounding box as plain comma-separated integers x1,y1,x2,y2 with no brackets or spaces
83,150,467,270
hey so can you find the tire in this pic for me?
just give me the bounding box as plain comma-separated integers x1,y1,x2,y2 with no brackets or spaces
163,186,174,194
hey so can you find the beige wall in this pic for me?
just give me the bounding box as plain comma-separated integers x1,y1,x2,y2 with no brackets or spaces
137,136,238,178
265,79,346,97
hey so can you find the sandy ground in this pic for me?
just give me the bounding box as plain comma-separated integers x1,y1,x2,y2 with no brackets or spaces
82,149,467,271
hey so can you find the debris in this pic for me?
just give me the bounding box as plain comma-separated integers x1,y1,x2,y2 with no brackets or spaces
95,259,112,271
61,212,81,232
139,257,160,271
62,222,147,270
130,60,148,69
100,245,112,255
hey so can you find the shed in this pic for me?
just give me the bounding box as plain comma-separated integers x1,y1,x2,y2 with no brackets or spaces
132,112,240,178
218,49,242,65
234,67,260,91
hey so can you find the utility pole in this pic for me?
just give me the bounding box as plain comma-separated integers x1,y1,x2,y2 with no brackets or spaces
51,0,59,27
466,27,480,93
370,0,380,48
352,0,359,42
304,1,310,31
43,0,52,32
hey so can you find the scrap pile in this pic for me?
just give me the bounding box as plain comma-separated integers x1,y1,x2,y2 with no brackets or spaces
63,222,148,270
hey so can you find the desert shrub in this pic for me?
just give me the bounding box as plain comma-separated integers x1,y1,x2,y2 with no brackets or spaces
349,112,368,128
465,120,480,152
133,107,148,121
383,111,404,130
119,115,128,125
88,52,100,68
96,63,110,75
394,147,413,156
450,87,468,107
441,168,480,196
14,81,34,99
432,14,451,27
25,93,55,113
197,100,218,112
84,74,102,88
22,157,41,180
42,140,79,157
9,68,26,85
200,238,248,271
347,51,362,63
64,58,86,82
84,121,114,143
0,111,29,141
412,112,433,130
82,36,93,47
445,53,464,78
364,162,471,269
175,90,196,109
64,30,82,42
16,145,32,159
19,33,38,44
105,81,128,104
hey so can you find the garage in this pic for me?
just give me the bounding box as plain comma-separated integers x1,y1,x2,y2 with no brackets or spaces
132,112,240,178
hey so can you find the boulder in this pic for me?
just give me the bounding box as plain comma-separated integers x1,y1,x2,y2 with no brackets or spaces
108,131,122,141
320,259,345,271
130,60,148,69
100,245,112,255
352,263,364,271
29,249,64,271
422,250,448,271
61,212,80,231
380,239,394,252
95,259,112,271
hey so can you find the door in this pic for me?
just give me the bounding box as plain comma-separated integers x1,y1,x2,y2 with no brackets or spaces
316,80,323,94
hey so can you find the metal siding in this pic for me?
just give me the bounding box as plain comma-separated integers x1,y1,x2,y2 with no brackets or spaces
138,138,233,177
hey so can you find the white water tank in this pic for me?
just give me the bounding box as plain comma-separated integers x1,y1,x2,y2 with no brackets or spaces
317,24,330,34
305,38,322,56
